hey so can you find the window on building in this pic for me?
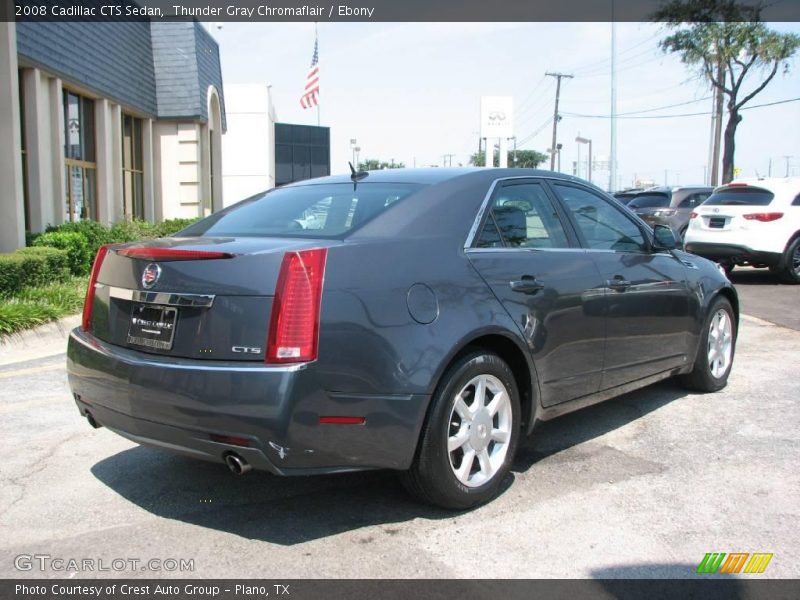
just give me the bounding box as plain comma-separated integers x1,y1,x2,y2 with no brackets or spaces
63,90,97,221
19,69,30,232
122,114,144,219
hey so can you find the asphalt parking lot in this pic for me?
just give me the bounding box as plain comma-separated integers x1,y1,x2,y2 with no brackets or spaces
0,274,797,579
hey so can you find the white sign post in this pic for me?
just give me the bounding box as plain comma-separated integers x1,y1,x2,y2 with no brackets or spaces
480,96,514,168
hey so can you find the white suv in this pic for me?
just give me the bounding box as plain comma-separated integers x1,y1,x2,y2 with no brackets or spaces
684,177,800,283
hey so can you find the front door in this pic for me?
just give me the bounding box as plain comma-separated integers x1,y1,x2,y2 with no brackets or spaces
549,182,693,390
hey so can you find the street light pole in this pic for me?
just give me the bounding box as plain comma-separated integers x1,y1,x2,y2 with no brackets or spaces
575,136,592,183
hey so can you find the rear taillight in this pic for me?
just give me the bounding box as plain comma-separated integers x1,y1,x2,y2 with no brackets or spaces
266,248,328,364
743,212,784,222
690,212,699,219
117,248,234,261
81,245,110,332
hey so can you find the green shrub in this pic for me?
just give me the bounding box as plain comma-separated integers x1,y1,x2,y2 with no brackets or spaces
154,218,201,237
33,231,92,275
45,220,112,256
0,247,72,296
109,219,158,243
15,247,71,284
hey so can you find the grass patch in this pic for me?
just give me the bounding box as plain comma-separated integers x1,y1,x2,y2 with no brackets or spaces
0,276,87,337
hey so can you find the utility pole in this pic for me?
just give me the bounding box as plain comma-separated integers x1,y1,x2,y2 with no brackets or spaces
610,15,617,193
784,155,793,177
546,72,573,171
442,154,455,167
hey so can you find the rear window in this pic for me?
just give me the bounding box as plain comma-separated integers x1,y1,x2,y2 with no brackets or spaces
704,187,775,206
180,182,424,238
627,193,671,209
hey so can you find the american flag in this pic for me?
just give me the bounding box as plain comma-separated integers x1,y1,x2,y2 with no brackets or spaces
300,35,319,109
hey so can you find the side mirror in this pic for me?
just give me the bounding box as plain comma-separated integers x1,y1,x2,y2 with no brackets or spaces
653,224,682,251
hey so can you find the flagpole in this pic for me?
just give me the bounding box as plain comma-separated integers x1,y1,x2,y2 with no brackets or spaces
315,22,320,126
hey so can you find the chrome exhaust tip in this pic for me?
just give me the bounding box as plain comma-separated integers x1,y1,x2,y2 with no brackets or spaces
224,453,252,475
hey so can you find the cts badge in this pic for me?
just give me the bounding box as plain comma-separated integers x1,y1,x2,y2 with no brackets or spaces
142,263,161,289
232,346,261,354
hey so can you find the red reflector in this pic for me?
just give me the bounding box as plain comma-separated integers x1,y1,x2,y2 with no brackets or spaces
266,248,328,364
319,416,366,425
117,248,234,261
743,212,784,222
82,245,110,332
209,434,251,447
726,183,749,187
689,212,698,219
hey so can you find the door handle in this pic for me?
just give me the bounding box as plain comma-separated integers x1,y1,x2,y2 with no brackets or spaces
607,276,631,291
510,276,544,294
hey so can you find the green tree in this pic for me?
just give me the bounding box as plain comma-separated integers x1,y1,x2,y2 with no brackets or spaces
654,0,800,183
358,158,405,170
470,149,548,168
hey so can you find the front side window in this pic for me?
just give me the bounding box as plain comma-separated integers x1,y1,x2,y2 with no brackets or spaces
122,114,144,219
554,184,647,253
63,90,97,221
181,182,423,238
476,182,569,249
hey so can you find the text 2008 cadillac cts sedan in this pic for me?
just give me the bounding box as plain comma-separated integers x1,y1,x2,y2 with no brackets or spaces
67,168,738,509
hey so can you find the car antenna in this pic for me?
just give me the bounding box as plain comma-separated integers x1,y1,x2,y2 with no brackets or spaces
349,161,369,190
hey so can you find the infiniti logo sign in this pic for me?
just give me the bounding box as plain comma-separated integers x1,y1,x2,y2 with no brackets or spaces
142,263,161,289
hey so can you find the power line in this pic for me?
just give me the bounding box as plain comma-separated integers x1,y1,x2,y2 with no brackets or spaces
561,96,800,119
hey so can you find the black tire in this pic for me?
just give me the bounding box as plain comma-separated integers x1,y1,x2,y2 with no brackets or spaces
778,236,800,284
680,296,736,392
400,350,521,510
678,226,688,241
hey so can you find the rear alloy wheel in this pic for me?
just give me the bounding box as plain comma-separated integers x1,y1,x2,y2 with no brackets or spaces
401,351,521,510
778,237,800,284
680,296,736,392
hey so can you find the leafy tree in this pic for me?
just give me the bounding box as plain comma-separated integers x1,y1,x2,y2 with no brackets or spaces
470,149,548,168
358,159,405,170
654,0,800,183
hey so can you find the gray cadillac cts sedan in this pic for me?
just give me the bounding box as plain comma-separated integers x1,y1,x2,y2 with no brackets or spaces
67,168,738,509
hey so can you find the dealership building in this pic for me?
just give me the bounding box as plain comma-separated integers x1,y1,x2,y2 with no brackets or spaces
0,18,226,251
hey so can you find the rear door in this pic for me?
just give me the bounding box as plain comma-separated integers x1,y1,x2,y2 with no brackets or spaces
548,182,693,390
467,179,606,406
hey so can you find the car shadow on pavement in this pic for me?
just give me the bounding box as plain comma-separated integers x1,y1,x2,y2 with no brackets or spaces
513,379,688,471
91,379,688,545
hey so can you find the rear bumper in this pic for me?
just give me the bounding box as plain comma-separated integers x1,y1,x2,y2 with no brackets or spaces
683,242,783,267
67,328,427,474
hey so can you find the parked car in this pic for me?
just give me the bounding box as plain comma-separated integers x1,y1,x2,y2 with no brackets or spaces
67,168,738,509
626,186,713,239
612,188,646,205
684,178,800,283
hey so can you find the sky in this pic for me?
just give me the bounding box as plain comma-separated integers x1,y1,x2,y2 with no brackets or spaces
211,21,800,190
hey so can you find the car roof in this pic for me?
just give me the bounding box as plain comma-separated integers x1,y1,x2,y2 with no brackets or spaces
719,177,800,194
284,167,596,188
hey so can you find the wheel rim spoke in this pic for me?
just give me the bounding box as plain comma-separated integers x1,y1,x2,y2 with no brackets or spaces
491,428,510,443
456,448,476,482
448,428,470,452
485,390,506,417
454,397,472,422
477,448,493,480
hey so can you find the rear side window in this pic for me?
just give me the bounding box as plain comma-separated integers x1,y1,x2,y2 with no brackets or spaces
477,182,569,249
627,193,670,209
793,194,800,206
704,187,774,206
679,192,711,208
180,183,423,238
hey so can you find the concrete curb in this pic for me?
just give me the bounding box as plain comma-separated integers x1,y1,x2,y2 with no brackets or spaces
0,314,79,366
